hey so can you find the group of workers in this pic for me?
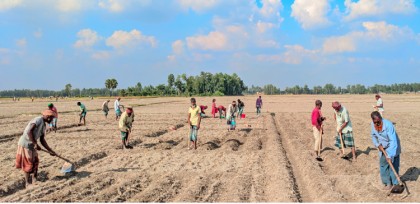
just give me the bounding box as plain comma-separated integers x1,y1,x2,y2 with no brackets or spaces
15,94,397,192
311,94,401,191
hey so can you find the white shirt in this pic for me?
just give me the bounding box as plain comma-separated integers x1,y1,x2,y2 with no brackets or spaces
377,98,384,111
114,100,120,111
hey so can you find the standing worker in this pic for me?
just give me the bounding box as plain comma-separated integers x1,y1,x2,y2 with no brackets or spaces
370,111,401,190
256,95,263,116
119,106,134,149
227,101,238,131
373,94,384,116
15,110,57,188
187,98,201,150
311,100,326,158
114,97,124,121
102,100,110,119
211,99,218,118
332,101,357,161
237,99,245,118
47,103,58,132
77,102,87,126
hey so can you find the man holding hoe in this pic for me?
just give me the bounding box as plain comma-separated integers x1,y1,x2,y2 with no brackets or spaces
332,101,356,161
311,100,326,159
15,110,57,188
119,106,134,149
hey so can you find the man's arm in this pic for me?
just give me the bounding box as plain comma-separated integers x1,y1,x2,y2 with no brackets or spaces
386,123,398,159
187,113,191,126
371,124,380,148
27,124,39,149
40,135,56,156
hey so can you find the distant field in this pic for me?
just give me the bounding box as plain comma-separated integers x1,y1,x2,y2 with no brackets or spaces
0,95,419,202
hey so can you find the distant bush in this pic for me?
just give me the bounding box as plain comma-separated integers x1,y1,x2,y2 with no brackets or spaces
213,91,224,96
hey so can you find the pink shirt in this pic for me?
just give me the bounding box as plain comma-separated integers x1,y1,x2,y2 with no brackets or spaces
311,107,321,127
51,107,58,118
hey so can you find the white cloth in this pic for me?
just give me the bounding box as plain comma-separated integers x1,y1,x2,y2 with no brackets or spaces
377,98,384,112
114,100,120,111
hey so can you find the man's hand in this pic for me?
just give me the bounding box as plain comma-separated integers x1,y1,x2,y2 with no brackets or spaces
49,151,57,156
34,143,41,151
386,157,391,164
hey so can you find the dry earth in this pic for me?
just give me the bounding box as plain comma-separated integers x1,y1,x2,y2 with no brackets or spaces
0,95,419,202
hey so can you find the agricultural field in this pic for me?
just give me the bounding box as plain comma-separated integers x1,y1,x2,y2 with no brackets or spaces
0,95,419,202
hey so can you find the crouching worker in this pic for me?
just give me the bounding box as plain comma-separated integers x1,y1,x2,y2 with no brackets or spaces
188,98,201,150
370,111,402,190
16,110,57,188
119,106,134,149
200,105,208,118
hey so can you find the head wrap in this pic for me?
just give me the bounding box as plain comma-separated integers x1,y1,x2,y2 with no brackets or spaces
42,109,56,117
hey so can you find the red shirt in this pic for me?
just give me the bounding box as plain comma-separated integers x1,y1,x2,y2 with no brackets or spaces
311,107,322,127
218,105,226,111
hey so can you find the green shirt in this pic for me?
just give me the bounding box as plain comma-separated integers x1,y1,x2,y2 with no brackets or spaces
79,104,87,112
335,106,352,133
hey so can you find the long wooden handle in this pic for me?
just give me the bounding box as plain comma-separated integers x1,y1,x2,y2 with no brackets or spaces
339,132,345,154
380,148,402,184
40,149,72,164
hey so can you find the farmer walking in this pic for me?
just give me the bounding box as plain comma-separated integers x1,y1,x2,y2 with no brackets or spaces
119,106,134,149
114,97,124,121
15,110,57,188
102,100,110,119
188,98,201,150
373,94,384,116
370,111,401,190
227,101,238,131
211,99,217,118
47,103,58,132
332,101,357,161
77,102,87,126
311,100,326,158
256,95,263,116
237,99,245,118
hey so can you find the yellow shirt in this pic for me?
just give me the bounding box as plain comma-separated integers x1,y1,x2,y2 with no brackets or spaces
189,105,201,126
119,111,134,132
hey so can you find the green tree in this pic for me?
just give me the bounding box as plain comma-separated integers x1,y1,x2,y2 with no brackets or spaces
168,74,175,88
65,84,72,97
105,78,118,96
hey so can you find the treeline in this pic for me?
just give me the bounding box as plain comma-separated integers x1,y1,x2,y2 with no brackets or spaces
245,83,420,95
0,72,247,97
120,72,246,96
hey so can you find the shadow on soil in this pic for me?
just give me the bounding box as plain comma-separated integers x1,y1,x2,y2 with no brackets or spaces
355,146,377,157
401,167,420,182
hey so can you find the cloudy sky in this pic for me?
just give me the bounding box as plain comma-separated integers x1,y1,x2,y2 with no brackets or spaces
1,0,419,90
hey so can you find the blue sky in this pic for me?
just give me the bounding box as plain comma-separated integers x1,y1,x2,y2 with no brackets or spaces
0,0,419,90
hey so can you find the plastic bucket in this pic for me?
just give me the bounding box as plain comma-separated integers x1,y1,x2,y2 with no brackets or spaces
241,114,246,118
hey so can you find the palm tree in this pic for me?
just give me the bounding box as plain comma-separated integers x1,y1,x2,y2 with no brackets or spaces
105,78,118,96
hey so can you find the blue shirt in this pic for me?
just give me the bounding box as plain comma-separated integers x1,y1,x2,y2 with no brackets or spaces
371,119,401,159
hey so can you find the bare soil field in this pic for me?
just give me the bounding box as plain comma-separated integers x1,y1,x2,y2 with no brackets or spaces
0,95,419,202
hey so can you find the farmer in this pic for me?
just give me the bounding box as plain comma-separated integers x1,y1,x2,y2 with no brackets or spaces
374,94,384,116
200,105,208,118
256,95,263,116
188,98,201,150
332,101,356,161
211,99,217,118
16,110,57,188
31,97,34,102
227,101,238,130
114,97,124,121
218,105,226,119
77,102,87,126
311,100,326,157
119,106,134,149
47,103,58,132
370,111,401,190
102,100,110,119
237,99,245,118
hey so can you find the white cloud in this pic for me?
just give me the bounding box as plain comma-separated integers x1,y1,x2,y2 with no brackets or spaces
98,0,124,13
322,21,415,53
344,0,417,20
167,55,176,61
258,0,283,18
177,0,219,12
91,51,111,60
256,45,318,64
56,0,82,12
74,29,101,49
172,40,184,55
256,39,279,48
256,21,275,33
106,29,157,49
0,0,22,11
33,28,43,38
186,31,227,50
16,38,27,47
291,0,331,29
